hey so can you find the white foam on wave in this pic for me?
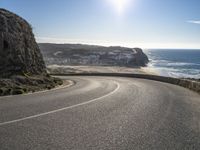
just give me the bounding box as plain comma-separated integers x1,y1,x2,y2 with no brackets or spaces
146,65,200,79
146,49,200,79
165,62,200,67
168,72,200,79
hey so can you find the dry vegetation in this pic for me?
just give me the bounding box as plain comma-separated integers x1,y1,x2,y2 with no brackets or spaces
0,74,63,96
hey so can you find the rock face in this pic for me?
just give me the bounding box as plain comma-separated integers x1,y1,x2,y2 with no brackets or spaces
0,9,46,77
40,43,149,67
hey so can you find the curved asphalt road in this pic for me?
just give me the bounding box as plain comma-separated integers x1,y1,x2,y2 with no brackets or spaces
0,76,200,150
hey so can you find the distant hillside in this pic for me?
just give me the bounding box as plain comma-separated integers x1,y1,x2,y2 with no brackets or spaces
39,43,149,67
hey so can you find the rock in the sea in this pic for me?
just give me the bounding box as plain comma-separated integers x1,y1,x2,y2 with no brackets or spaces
133,48,149,66
0,9,46,77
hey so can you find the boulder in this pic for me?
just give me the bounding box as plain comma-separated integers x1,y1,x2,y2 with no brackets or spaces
0,9,46,77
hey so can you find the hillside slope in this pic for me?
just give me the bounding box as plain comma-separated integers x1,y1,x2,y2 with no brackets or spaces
39,43,149,67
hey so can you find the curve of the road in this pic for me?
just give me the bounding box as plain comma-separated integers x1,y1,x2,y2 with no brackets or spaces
0,76,200,150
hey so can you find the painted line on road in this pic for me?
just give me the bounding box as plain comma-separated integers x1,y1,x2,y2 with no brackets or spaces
0,81,120,126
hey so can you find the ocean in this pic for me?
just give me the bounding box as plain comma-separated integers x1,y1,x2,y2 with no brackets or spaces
146,49,200,79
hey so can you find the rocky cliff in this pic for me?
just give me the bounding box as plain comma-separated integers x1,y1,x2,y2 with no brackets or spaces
0,9,62,96
39,43,149,67
0,9,46,77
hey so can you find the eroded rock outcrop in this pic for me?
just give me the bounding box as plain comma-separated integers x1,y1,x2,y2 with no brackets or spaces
0,9,63,96
0,9,46,77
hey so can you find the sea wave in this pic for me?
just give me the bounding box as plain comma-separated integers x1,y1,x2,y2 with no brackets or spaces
148,66,200,79
149,60,200,67
165,62,200,67
146,49,200,79
168,72,200,79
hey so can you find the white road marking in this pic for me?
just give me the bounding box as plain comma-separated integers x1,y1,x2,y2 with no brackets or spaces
0,81,120,126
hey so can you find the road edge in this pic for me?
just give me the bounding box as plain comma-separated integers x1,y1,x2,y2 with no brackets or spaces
51,73,200,94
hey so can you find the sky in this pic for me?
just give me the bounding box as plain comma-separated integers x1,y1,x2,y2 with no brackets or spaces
1,0,200,49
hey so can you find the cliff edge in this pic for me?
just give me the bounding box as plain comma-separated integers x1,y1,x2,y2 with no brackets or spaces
39,43,149,67
0,9,46,77
0,9,63,96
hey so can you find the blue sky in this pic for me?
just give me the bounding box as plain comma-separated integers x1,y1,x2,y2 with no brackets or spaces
1,0,200,48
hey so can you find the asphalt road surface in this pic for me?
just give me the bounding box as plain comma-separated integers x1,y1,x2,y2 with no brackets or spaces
0,76,200,150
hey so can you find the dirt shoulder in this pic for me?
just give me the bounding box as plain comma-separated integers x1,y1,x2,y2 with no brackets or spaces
0,74,66,96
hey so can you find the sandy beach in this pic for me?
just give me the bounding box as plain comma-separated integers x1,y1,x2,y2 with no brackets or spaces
47,65,158,75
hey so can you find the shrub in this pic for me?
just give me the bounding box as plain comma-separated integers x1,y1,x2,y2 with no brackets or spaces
0,88,4,96
12,89,24,95
4,88,12,95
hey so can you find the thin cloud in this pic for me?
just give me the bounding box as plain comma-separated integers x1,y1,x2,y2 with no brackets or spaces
187,20,200,25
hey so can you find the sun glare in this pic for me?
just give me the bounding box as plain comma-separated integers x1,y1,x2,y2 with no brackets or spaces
108,0,131,15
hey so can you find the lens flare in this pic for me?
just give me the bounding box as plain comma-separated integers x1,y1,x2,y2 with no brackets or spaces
108,0,131,14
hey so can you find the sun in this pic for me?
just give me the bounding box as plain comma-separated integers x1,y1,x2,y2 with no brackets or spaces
107,0,131,14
